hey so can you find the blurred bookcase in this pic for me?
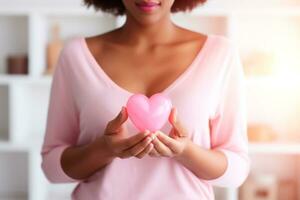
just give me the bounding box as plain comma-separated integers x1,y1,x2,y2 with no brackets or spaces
1,0,300,200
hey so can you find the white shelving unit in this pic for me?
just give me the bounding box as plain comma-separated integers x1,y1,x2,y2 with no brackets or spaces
1,1,300,200
249,143,300,155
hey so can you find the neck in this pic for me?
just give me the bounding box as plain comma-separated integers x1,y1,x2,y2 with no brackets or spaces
118,12,178,47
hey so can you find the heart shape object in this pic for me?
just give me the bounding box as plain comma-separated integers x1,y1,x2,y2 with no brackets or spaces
126,93,172,132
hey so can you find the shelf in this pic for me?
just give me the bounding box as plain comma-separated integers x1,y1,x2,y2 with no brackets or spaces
172,14,228,36
0,151,28,199
246,76,300,87
44,14,117,42
0,142,30,152
0,75,52,85
186,7,300,17
0,7,101,16
9,83,51,144
0,15,28,75
0,141,41,152
0,85,9,141
0,197,26,200
249,142,300,154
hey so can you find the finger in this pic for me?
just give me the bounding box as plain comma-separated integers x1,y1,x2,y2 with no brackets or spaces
121,130,152,150
169,107,187,137
106,106,128,134
148,147,160,157
168,107,176,125
152,134,173,157
122,135,153,158
156,131,178,153
136,143,154,159
168,128,178,139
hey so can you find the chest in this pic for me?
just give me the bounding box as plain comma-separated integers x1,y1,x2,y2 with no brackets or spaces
94,42,203,98
75,38,219,146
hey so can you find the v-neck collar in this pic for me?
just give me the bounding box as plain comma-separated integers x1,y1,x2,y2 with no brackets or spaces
80,34,211,98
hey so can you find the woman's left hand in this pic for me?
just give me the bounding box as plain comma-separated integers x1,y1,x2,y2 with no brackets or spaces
148,107,191,158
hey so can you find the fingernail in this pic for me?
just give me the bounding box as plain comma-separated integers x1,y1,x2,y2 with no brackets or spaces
119,107,124,115
150,134,156,140
174,112,177,123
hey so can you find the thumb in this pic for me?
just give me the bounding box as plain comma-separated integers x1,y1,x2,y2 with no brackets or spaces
168,107,178,138
107,106,128,133
168,107,177,126
168,107,186,137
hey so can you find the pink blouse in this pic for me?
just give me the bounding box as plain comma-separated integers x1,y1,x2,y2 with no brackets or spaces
41,34,250,200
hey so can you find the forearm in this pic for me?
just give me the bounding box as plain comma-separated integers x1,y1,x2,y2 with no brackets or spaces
174,140,227,180
61,136,115,180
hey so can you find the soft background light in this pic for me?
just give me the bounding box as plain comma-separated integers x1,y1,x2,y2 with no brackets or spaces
0,0,300,200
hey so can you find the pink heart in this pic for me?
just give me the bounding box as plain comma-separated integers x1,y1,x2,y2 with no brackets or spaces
126,93,172,132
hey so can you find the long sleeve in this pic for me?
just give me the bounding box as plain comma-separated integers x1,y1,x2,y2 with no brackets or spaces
206,43,250,187
41,46,80,183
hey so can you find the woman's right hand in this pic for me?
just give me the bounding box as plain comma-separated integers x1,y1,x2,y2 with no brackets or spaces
102,106,156,159
60,106,155,180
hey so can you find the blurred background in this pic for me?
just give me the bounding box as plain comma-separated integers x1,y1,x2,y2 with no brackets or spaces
1,0,300,199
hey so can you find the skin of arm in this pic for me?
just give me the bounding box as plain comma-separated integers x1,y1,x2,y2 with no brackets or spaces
149,107,227,180
174,140,227,180
60,136,114,181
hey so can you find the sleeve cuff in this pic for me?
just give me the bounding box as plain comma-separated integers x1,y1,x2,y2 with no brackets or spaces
41,145,80,183
205,149,250,188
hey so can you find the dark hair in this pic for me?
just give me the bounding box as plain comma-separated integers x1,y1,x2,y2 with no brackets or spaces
83,0,207,16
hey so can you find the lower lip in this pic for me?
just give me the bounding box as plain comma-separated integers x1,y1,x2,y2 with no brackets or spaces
135,3,160,12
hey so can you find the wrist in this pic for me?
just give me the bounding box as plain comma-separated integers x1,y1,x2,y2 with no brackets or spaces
88,136,115,164
174,139,193,161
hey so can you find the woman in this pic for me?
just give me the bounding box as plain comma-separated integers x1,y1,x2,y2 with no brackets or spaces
41,0,250,199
